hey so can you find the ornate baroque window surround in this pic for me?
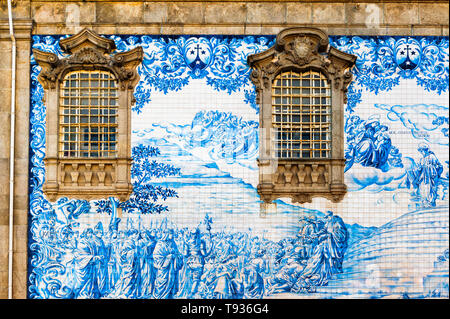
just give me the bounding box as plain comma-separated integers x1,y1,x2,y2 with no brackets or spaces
248,27,356,204
33,29,143,201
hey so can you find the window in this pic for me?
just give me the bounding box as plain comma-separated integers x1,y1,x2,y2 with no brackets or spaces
33,29,143,201
272,70,331,159
60,71,118,158
248,27,356,204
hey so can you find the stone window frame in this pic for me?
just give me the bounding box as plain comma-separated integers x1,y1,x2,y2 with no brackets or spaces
247,27,356,204
33,28,143,201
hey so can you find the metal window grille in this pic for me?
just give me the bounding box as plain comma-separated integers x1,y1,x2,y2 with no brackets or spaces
59,70,118,158
272,70,331,159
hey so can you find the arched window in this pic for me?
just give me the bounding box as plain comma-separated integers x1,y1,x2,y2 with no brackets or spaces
272,70,331,159
60,71,118,158
34,29,143,201
248,27,356,205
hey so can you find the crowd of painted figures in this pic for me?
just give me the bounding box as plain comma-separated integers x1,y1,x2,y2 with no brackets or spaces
47,210,348,299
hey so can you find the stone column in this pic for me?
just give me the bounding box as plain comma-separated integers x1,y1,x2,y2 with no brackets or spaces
0,16,33,299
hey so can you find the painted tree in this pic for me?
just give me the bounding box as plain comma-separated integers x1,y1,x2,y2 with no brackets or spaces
95,144,180,215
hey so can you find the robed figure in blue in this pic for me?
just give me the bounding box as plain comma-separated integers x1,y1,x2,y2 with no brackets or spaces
74,228,100,298
93,222,109,297
292,211,348,293
347,120,379,170
407,143,443,207
113,229,141,298
241,246,268,299
177,228,210,298
374,125,392,171
345,119,392,172
152,229,183,299
105,220,121,294
139,229,158,298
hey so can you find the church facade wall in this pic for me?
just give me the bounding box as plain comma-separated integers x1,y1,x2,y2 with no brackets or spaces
0,0,448,299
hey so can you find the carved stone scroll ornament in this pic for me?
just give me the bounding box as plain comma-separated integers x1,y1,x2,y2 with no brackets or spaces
33,29,143,91
247,27,357,204
33,29,143,201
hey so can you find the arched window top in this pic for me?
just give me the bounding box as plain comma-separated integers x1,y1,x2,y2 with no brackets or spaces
272,69,331,159
59,70,119,158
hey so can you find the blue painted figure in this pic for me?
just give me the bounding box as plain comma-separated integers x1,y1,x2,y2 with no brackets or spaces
407,143,443,207
292,211,348,293
241,246,268,298
212,247,239,299
93,222,109,297
113,229,141,298
74,228,99,298
139,229,158,298
374,125,392,170
177,228,211,298
152,229,183,299
105,220,121,294
265,240,306,294
355,119,380,167
297,216,322,260
345,117,394,172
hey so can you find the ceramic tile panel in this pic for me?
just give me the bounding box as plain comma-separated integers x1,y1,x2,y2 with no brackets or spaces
28,34,449,299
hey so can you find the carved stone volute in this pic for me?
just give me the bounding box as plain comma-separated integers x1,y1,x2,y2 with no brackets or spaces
33,28,143,91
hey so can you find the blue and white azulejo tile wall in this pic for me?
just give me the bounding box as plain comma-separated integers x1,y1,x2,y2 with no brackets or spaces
28,34,449,299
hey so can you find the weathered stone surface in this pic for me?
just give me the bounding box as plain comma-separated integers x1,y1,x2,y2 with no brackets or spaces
12,250,27,272
160,25,184,35
345,3,383,26
386,25,413,36
13,225,27,253
14,112,29,160
117,25,161,34
312,3,345,24
244,25,262,35
0,225,8,257
92,25,118,35
286,2,312,24
0,113,11,156
385,3,419,25
13,194,27,211
0,69,11,89
0,270,7,299
0,0,30,19
413,26,444,36
183,24,245,35
12,269,27,299
260,25,287,35
96,2,143,24
247,2,285,24
144,1,168,24
65,2,96,24
204,2,246,24
419,3,449,25
0,90,11,113
13,209,27,228
32,2,66,23
167,2,204,24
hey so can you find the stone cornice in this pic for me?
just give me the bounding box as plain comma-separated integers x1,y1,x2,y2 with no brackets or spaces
26,0,450,3
0,19,33,40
